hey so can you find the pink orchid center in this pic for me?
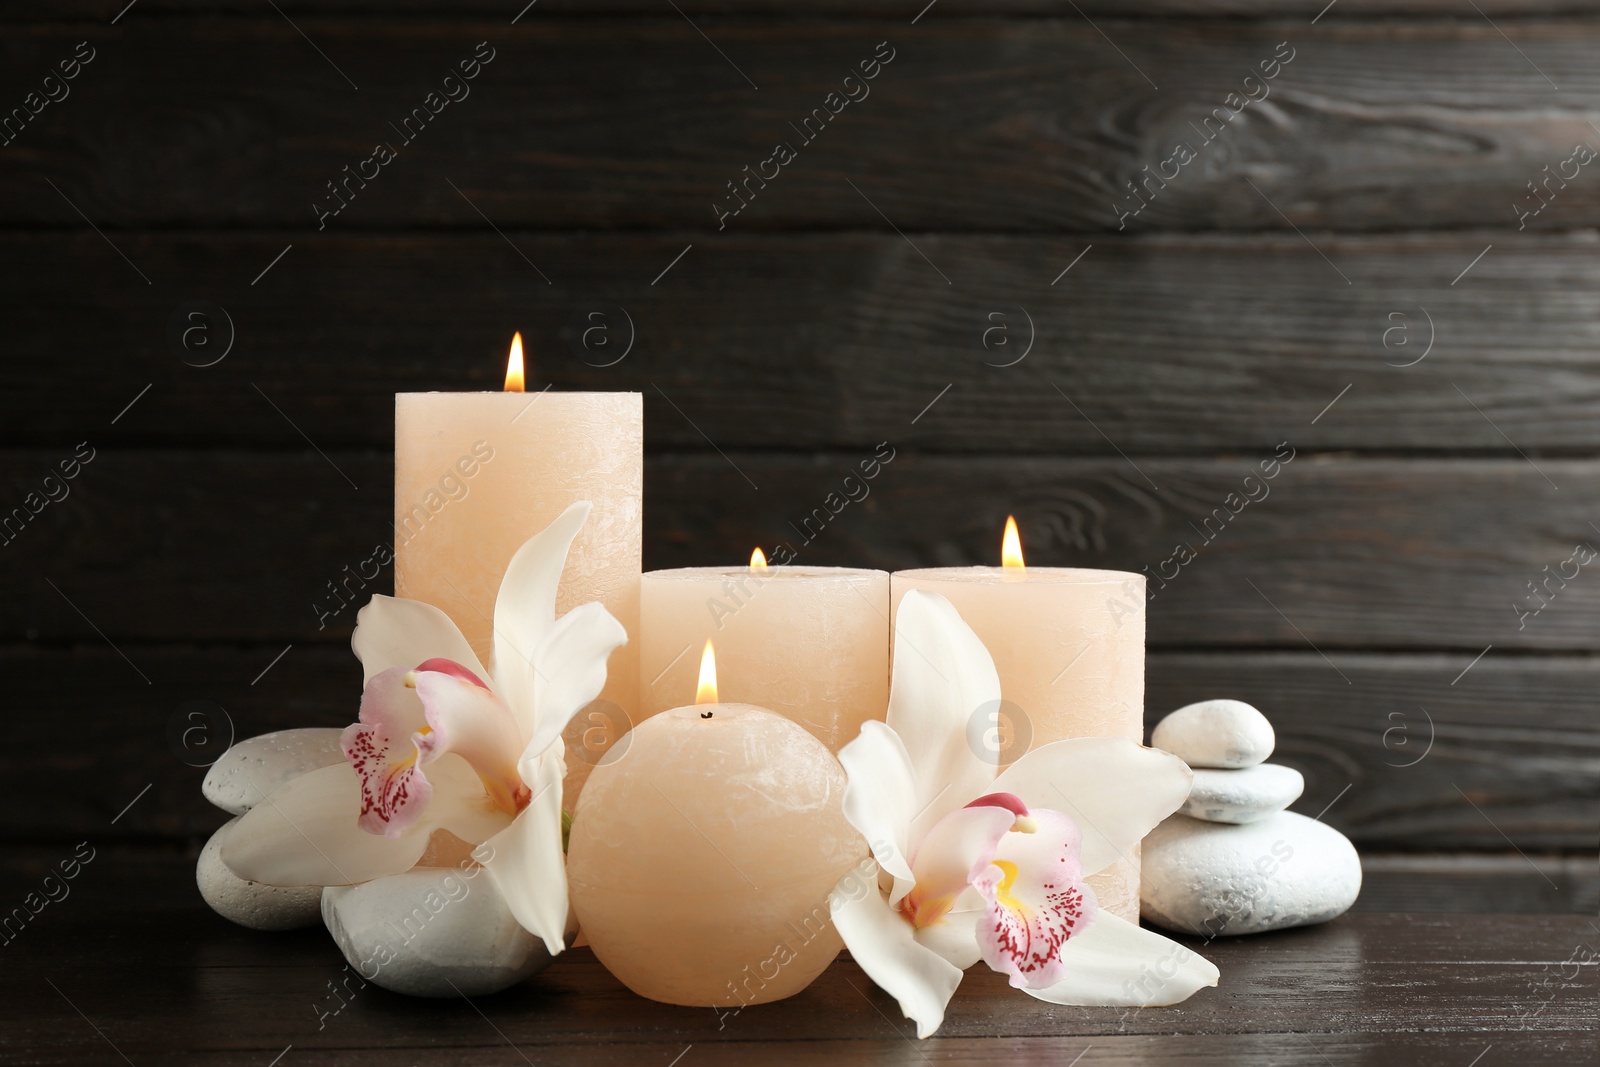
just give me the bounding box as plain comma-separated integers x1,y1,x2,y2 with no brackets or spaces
343,659,530,839
900,792,1034,930
974,806,1096,990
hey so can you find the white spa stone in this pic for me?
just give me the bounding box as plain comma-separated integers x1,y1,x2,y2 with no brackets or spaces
1140,811,1361,937
1180,764,1305,824
322,867,555,997
202,728,347,815
1152,699,1275,769
197,816,323,931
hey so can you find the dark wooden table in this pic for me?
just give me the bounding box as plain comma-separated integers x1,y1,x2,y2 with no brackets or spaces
1,848,1593,1066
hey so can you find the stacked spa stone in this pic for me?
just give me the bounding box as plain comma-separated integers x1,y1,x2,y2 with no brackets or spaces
196,728,347,931
198,728,554,996
1141,700,1361,937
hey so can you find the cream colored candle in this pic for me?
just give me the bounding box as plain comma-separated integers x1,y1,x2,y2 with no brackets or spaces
890,517,1146,921
569,645,866,1007
394,334,641,790
640,554,889,752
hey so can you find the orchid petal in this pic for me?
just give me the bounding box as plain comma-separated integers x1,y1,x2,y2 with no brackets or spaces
973,809,1096,989
994,738,1193,877
903,803,1017,928
1023,911,1219,1007
352,594,486,685
490,501,591,719
420,754,519,847
888,591,1002,843
521,600,628,761
911,891,986,970
342,667,434,838
837,721,917,902
481,749,570,956
220,763,430,887
830,874,964,1040
412,667,528,816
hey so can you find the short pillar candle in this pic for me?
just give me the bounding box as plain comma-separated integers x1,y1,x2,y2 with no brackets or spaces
640,554,889,752
890,518,1147,920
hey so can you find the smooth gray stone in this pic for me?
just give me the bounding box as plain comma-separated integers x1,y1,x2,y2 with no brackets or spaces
1180,764,1305,824
1152,699,1274,769
202,728,347,815
322,867,556,997
1141,811,1362,937
196,816,323,931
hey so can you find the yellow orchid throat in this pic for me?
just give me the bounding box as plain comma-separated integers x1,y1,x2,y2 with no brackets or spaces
989,860,1028,916
901,889,959,930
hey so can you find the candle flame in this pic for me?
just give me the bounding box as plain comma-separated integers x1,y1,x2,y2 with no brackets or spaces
504,332,525,393
750,547,768,571
1001,515,1025,569
695,640,719,705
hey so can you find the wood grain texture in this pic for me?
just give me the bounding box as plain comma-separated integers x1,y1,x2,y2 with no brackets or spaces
0,1034,1588,1067
0,860,1592,1067
1354,854,1600,913
6,232,1600,453
1147,653,1600,852
5,451,1599,650
16,2,1600,17
5,645,1593,851
653,453,1600,652
6,20,1600,232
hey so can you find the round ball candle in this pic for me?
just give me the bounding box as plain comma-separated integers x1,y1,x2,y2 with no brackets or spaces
640,551,889,752
568,643,867,1007
890,516,1146,921
394,333,641,791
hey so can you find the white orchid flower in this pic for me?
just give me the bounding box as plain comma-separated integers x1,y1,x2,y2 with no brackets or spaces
829,590,1219,1038
223,501,627,956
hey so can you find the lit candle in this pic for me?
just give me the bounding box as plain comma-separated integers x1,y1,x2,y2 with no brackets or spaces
890,516,1146,920
568,642,866,1006
640,551,890,751
395,332,642,789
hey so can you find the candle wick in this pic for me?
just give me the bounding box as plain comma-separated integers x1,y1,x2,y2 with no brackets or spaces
700,711,713,719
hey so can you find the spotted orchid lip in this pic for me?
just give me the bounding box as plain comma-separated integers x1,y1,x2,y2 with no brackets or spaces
343,668,434,839
974,806,1095,989
344,658,530,838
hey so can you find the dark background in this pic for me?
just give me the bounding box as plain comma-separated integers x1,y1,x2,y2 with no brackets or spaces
2,2,1595,915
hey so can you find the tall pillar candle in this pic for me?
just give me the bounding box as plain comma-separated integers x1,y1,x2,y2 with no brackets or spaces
394,342,641,791
889,519,1146,920
640,556,889,752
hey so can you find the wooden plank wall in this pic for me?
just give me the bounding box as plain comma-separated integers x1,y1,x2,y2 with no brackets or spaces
1,2,1595,911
